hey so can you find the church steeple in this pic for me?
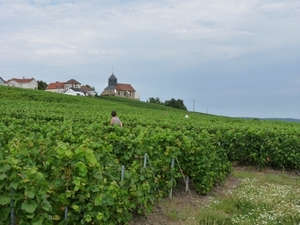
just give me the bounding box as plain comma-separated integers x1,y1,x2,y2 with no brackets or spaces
108,73,117,87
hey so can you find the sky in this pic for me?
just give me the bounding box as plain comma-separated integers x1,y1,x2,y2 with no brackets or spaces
0,0,299,119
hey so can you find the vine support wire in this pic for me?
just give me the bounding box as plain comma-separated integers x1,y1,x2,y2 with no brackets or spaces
143,153,160,192
169,158,175,198
175,158,193,199
145,154,154,171
10,188,15,225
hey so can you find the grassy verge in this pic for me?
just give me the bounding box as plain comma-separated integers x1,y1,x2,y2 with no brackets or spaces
158,167,300,225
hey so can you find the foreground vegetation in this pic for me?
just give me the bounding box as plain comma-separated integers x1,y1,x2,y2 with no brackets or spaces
0,86,299,224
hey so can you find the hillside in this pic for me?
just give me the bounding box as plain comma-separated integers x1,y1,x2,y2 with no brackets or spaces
1,86,300,225
0,85,225,121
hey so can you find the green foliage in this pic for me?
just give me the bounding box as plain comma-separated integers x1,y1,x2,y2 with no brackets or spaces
0,85,300,224
148,97,163,104
147,97,187,110
164,98,187,110
37,80,48,90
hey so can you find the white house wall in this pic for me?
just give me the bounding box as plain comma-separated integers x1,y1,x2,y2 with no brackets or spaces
45,89,64,93
64,83,81,89
23,81,38,89
64,89,85,96
7,80,38,89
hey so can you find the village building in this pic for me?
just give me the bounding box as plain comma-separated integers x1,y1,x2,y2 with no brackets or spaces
5,77,38,89
46,79,81,93
81,85,96,96
45,81,66,93
64,88,86,96
46,79,95,96
101,73,140,100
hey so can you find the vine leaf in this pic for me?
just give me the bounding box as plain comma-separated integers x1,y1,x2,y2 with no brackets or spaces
21,199,38,213
0,196,10,205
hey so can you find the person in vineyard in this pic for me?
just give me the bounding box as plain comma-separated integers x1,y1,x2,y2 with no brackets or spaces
110,110,123,127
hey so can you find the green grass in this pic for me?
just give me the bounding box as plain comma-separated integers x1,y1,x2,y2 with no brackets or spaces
159,167,300,225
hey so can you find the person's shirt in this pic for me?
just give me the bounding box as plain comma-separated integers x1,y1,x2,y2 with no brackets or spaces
185,114,189,118
111,117,122,126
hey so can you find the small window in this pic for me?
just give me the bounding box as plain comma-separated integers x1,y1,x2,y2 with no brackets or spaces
118,92,120,96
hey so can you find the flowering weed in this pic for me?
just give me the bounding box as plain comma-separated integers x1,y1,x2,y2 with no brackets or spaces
196,169,300,225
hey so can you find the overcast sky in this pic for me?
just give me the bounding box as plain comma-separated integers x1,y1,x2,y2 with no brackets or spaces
1,0,299,119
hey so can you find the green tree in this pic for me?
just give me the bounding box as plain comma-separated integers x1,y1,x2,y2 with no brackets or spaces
37,80,48,90
164,98,187,110
148,97,163,104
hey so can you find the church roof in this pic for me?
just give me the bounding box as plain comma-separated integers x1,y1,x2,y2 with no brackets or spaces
109,74,117,79
104,85,116,90
115,83,135,92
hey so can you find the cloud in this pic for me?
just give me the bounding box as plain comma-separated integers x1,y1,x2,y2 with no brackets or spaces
0,0,299,118
1,0,298,64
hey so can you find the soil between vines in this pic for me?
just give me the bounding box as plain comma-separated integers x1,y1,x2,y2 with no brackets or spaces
128,166,299,225
128,170,240,225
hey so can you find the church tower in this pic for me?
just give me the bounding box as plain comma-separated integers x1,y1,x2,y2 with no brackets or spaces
108,73,117,87
104,73,117,90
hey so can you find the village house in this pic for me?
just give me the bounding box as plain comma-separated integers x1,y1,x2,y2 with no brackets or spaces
45,82,65,93
80,85,96,96
5,77,38,89
101,73,140,100
46,79,95,96
46,79,81,93
64,88,86,96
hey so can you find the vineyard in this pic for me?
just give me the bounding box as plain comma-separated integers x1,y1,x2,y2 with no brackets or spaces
0,86,299,225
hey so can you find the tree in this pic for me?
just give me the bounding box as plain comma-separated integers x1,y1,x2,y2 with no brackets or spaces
164,98,187,110
37,80,48,90
148,97,163,104
84,84,95,91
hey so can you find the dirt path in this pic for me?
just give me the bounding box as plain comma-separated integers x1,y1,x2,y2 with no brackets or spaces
129,172,241,225
129,166,300,225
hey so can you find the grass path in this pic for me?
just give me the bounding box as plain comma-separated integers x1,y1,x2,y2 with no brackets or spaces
130,166,300,225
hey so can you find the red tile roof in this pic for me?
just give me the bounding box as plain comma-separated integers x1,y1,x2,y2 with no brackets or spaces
11,78,35,83
66,79,81,84
81,85,93,92
46,82,66,89
115,83,135,92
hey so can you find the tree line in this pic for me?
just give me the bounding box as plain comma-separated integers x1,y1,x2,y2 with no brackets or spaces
147,97,187,110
